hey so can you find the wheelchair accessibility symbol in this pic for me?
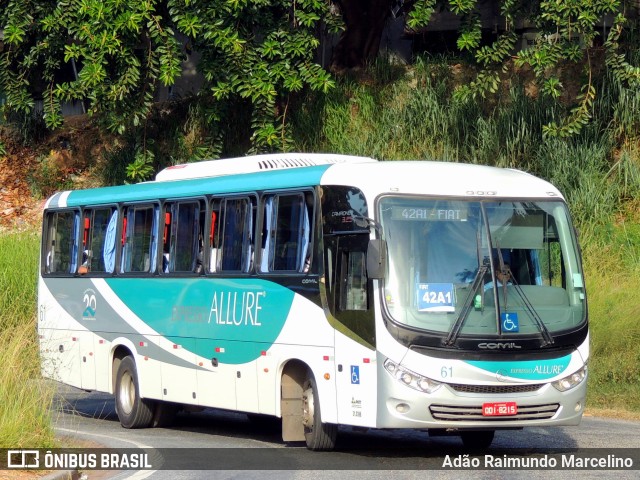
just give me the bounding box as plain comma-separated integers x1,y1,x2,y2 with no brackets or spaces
351,365,360,385
501,312,519,332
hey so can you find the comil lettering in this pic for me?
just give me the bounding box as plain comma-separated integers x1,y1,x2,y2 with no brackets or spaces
478,342,522,350
208,290,265,326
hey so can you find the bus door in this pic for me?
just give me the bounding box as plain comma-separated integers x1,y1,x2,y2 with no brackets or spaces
330,234,377,427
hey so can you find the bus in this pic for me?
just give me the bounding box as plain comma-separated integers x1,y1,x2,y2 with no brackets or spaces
38,153,588,450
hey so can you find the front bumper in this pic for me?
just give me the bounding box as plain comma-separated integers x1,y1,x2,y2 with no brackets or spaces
376,365,587,430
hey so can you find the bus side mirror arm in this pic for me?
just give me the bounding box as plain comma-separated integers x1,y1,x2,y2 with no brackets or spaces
367,239,387,280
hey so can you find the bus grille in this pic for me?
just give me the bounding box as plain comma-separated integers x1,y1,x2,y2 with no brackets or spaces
447,383,543,394
429,403,559,421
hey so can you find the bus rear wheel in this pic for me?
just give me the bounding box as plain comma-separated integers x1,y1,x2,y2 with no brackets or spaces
302,375,337,451
115,356,154,429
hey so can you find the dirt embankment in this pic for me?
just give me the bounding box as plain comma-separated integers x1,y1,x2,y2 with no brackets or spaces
0,117,109,233
0,141,41,232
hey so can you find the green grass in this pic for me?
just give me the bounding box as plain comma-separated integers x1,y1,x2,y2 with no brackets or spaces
584,212,640,412
0,231,56,448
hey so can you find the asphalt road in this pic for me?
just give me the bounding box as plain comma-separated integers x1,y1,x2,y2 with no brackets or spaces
50,382,640,480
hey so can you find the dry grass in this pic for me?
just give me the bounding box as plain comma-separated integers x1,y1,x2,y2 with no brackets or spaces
0,232,56,448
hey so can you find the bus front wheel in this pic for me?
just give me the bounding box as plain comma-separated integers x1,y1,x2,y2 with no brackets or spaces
302,375,337,451
115,356,154,429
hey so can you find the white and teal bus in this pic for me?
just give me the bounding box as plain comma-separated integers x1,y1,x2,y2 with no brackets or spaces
38,153,588,450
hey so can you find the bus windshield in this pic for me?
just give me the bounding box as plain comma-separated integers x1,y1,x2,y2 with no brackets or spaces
379,197,586,338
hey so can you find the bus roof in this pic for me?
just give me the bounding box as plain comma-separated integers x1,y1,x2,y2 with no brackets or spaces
45,157,564,209
319,161,565,200
155,153,377,182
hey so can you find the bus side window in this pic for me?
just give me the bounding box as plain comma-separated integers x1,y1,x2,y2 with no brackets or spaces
121,205,157,273
197,207,206,273
218,197,253,273
208,206,219,272
260,196,274,272
340,251,368,311
326,234,375,346
162,209,171,273
103,210,118,274
167,201,202,273
247,198,257,272
80,207,115,274
260,192,311,273
44,210,78,275
78,214,90,274
80,215,90,274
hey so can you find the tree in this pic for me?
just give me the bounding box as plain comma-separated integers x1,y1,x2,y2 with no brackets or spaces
1,0,183,136
1,0,639,161
175,0,338,151
0,0,338,159
329,0,393,71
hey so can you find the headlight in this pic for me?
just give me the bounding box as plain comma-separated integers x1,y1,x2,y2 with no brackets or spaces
384,359,442,394
551,365,587,392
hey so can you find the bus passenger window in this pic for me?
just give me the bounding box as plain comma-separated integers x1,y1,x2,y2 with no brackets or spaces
121,205,157,273
44,210,78,274
167,201,201,273
260,193,311,273
80,207,115,273
218,197,254,273
103,210,118,273
79,215,90,274
162,211,171,273
208,209,219,272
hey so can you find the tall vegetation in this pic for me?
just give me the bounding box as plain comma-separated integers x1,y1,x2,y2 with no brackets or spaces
405,1,640,137
0,232,56,448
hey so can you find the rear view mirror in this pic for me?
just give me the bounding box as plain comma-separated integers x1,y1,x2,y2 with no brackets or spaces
366,239,387,280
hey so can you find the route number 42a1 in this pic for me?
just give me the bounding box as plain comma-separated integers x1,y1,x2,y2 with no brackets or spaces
422,290,452,304
416,283,455,312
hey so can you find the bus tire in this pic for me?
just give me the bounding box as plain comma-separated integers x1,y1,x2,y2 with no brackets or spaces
115,356,154,429
460,430,495,449
302,374,337,451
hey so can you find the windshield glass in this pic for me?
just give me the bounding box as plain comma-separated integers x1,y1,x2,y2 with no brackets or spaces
379,197,586,337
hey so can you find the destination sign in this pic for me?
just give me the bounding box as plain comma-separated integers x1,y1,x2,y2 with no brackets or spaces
391,207,468,221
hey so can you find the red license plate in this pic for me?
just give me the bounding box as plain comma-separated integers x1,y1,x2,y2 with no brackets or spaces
482,402,517,416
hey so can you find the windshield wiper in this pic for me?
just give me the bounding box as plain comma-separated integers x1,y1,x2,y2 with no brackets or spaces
444,263,489,347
